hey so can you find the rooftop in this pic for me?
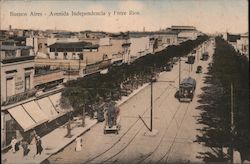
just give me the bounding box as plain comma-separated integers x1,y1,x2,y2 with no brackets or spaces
48,41,99,49
227,34,241,42
0,45,33,51
171,26,196,31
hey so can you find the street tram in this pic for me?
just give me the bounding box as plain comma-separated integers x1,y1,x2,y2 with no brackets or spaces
187,55,195,64
179,77,196,102
104,102,121,134
164,60,173,71
201,52,209,61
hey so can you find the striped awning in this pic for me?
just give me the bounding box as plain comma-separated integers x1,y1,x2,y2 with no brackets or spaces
8,105,36,132
22,101,49,125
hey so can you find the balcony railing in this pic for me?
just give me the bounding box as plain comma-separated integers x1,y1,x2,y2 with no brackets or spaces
1,55,35,64
34,70,64,86
2,89,37,106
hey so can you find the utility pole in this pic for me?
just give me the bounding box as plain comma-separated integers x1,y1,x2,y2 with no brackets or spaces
229,83,234,163
79,57,81,70
179,57,181,88
146,80,174,133
150,81,153,132
82,104,85,127
68,62,70,81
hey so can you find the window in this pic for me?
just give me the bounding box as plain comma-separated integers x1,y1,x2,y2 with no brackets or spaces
55,52,58,59
6,77,15,98
38,43,43,49
72,53,76,59
25,75,30,91
78,53,84,60
50,48,55,52
167,38,171,44
103,54,108,60
63,52,67,60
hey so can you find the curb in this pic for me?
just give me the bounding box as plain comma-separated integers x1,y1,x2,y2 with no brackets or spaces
117,83,150,107
40,120,98,164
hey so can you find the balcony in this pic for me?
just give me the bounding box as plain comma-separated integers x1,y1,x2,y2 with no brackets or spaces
2,89,37,106
1,55,35,64
34,70,64,86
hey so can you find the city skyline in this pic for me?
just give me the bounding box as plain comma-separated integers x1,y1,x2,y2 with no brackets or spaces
0,0,248,34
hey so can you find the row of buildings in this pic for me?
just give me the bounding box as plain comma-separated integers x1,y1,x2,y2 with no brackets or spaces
222,32,249,59
0,25,202,149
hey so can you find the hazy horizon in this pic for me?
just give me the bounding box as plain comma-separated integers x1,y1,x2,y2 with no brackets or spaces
0,0,248,34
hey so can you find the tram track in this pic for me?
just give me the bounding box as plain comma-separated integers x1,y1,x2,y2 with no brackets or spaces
142,54,210,163
84,59,191,164
83,80,173,164
102,86,178,163
132,57,206,163
156,64,206,163
98,64,190,163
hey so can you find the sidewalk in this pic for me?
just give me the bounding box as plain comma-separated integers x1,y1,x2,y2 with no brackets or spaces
2,117,97,164
2,83,149,164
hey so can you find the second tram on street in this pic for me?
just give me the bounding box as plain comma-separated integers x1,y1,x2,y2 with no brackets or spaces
179,77,196,102
187,55,195,64
201,52,209,61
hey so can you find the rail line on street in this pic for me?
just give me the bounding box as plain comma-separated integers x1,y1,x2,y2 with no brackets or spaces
103,86,178,163
158,53,212,163
83,81,173,164
134,49,210,163
98,63,191,163
156,47,213,163
135,102,190,164
84,60,190,164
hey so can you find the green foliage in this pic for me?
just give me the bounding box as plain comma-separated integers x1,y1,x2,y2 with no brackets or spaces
62,35,209,111
196,37,249,161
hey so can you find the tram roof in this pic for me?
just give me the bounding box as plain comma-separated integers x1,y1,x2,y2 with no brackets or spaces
180,77,196,87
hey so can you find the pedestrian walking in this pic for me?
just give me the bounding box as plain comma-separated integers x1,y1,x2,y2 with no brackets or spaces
36,136,43,155
89,105,94,119
75,136,82,152
10,137,17,153
30,134,37,158
21,140,30,157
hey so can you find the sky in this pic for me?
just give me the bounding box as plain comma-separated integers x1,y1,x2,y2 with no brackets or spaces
0,0,248,34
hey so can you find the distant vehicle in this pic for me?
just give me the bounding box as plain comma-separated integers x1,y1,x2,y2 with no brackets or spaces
151,72,159,82
201,52,209,61
164,61,173,71
179,77,196,102
172,57,179,64
187,55,195,64
196,66,202,73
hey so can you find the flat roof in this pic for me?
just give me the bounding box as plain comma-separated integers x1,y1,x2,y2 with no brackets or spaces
48,41,98,49
0,45,32,51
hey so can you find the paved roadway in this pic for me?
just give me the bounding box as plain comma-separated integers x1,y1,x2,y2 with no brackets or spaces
48,39,215,164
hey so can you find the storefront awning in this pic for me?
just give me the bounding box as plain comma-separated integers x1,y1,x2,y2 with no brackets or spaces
49,93,72,112
8,105,36,132
37,97,59,121
22,101,48,125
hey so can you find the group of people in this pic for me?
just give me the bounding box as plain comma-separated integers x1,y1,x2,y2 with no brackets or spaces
86,102,105,120
10,133,43,158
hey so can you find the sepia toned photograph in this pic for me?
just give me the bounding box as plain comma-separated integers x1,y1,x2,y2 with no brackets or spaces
0,0,249,163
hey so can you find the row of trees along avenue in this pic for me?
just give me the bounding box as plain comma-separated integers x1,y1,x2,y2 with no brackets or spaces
60,35,209,128
196,37,249,162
